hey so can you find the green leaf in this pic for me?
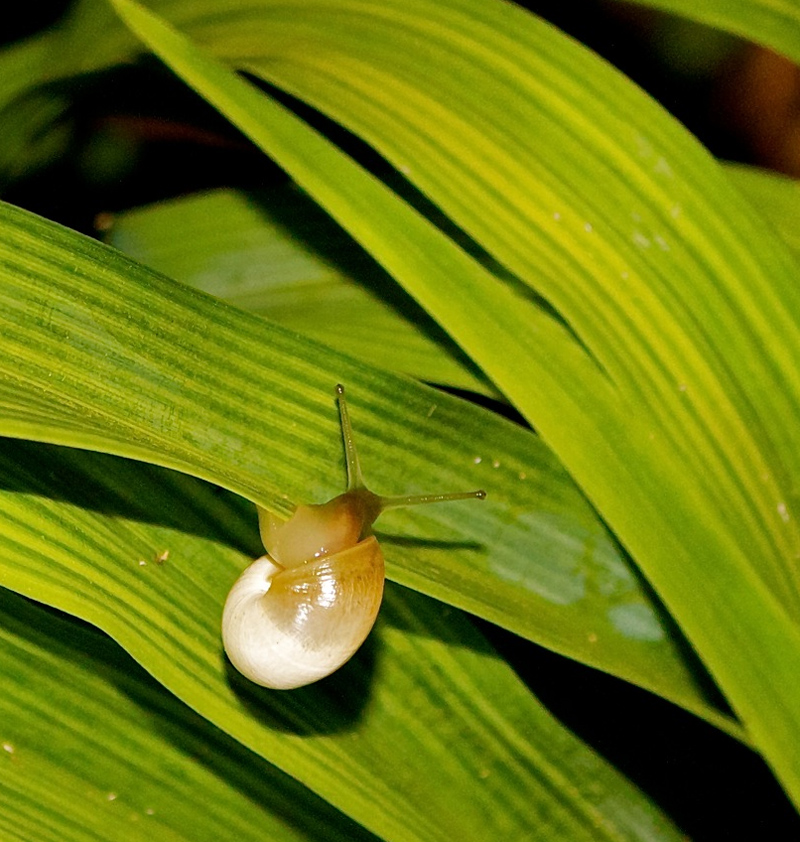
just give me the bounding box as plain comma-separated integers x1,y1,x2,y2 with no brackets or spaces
0,189,732,728
610,0,800,66
724,164,800,259
0,438,683,841
100,0,800,804
0,587,372,842
0,33,73,182
105,188,494,395
0,195,735,737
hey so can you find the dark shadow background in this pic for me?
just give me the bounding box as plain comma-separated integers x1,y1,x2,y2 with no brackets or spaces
3,2,800,838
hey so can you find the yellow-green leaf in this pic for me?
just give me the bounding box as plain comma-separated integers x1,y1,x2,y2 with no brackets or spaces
101,0,800,804
0,439,683,841
106,188,494,395
0,197,732,736
0,587,372,842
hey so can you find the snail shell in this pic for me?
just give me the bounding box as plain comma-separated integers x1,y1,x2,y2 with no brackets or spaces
222,385,484,690
222,535,383,689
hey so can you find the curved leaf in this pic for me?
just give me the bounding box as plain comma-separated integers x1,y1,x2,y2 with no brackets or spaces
724,164,800,259
106,188,494,395
0,33,73,183
0,439,683,842
612,0,800,66
100,0,800,803
0,196,736,737
0,588,373,842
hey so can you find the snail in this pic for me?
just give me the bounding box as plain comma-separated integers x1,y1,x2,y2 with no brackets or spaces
222,384,485,689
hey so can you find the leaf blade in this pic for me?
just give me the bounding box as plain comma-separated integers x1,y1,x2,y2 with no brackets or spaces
105,188,494,395
610,0,800,65
0,195,732,736
0,588,372,842
0,439,684,841
102,0,800,802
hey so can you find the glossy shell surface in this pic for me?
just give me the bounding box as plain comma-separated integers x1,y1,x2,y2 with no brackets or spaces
222,535,384,689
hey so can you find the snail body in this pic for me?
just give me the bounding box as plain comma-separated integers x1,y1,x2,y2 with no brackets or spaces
222,385,485,690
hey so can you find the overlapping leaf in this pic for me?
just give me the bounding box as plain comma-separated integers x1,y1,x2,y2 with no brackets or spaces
106,188,493,394
107,167,800,415
94,0,800,803
0,32,73,183
612,0,800,66
0,438,683,841
1,0,798,812
0,586,372,842
0,196,731,736
726,164,800,259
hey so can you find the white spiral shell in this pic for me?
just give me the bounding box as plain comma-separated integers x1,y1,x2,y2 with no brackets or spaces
222,536,383,689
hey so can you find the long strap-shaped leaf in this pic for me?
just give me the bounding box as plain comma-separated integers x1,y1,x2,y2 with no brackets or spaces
29,0,795,740
0,439,684,842
612,0,800,66
106,187,497,396
726,165,800,261
105,169,800,426
170,0,800,615
0,585,373,842
0,195,732,738
102,0,800,805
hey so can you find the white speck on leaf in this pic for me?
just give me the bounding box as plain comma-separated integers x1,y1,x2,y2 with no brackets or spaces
609,604,665,641
633,231,651,248
778,502,790,522
584,222,593,232
635,134,654,158
654,157,673,178
3,742,14,754
473,456,482,465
